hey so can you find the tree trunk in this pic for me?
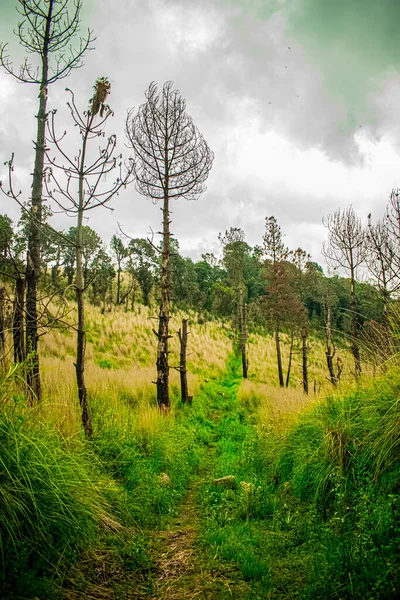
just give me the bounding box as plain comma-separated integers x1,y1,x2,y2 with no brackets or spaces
178,318,189,403
325,304,337,386
74,122,93,437
156,196,170,409
238,287,248,378
275,325,284,387
116,265,121,305
285,330,294,387
0,287,5,355
350,273,361,379
302,328,308,394
25,6,53,402
13,277,26,364
75,211,92,437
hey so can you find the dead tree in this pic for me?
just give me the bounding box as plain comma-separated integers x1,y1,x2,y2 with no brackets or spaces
178,319,190,403
323,206,365,379
44,80,133,437
238,288,248,378
366,215,400,315
0,0,94,401
126,81,214,409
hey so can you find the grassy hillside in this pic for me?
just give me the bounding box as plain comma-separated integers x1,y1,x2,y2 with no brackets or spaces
1,304,398,599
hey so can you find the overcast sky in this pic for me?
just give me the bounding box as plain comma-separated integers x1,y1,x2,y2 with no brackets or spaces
1,0,400,268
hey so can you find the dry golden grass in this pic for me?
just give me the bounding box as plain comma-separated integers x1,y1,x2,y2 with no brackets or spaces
38,303,232,437
246,330,354,392
238,379,318,432
240,329,371,432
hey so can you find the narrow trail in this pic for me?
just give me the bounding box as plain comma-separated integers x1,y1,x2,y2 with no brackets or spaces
148,360,254,600
149,480,251,600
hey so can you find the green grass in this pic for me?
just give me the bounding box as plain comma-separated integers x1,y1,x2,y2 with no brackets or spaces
1,346,400,598
195,356,400,599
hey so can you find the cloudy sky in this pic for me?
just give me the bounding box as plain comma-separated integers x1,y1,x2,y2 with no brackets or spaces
1,0,400,267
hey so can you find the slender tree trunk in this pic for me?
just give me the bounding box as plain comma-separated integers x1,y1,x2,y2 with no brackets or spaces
74,125,93,437
178,318,189,403
156,195,170,409
275,325,284,387
350,271,361,379
302,328,308,394
25,5,53,402
325,304,337,386
13,277,26,364
285,330,294,388
51,246,61,287
75,214,92,437
238,287,248,378
0,286,5,355
25,73,47,401
116,265,121,305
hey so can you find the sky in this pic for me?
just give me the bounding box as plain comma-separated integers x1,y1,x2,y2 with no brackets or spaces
1,0,400,268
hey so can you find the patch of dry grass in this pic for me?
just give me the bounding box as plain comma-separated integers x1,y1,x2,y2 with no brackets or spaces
38,303,232,437
240,329,370,432
246,330,354,392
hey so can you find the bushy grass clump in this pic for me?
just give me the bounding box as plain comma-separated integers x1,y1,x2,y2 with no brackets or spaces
0,410,109,599
270,370,400,599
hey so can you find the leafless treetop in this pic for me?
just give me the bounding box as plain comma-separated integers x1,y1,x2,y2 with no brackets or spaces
125,81,214,203
322,206,365,275
366,216,400,294
0,0,94,85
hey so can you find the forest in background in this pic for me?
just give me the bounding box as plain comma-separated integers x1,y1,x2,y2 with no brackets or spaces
0,1,399,599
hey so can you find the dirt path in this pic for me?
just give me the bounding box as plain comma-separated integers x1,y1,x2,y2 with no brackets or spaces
149,482,252,600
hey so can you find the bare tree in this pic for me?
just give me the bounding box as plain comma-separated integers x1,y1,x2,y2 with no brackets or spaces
366,215,400,314
44,79,133,436
322,206,365,379
125,81,214,409
0,0,94,401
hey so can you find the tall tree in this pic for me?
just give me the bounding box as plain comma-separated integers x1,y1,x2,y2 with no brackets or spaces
263,216,289,387
125,81,214,409
290,248,313,394
0,0,94,401
219,227,250,378
45,79,133,436
323,206,365,379
109,234,127,305
128,238,158,306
